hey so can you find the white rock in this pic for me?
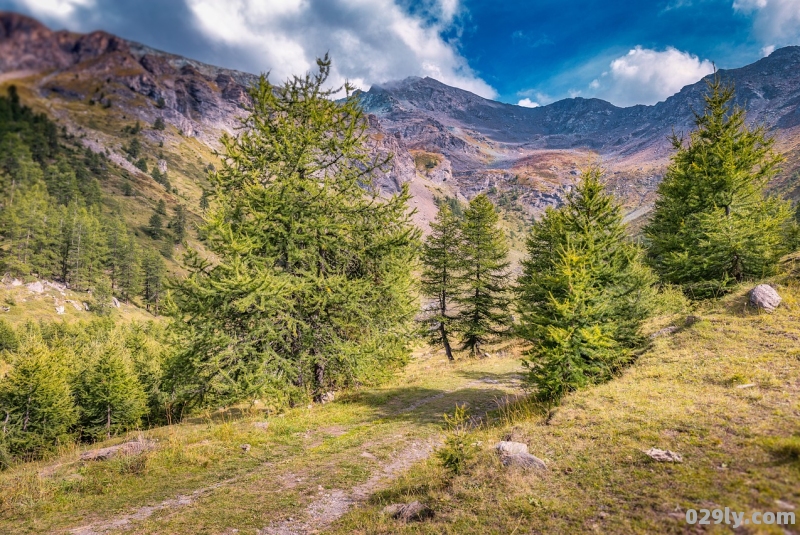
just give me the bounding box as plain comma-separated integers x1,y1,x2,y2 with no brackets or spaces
26,281,45,293
749,284,781,312
55,305,65,315
495,441,529,455
501,452,547,470
644,448,683,463
112,297,120,308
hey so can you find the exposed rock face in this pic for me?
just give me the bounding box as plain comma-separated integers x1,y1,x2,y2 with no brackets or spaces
2,11,799,224
749,284,782,312
80,439,155,461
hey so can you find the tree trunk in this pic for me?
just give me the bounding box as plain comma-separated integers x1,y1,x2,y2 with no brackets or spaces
440,323,454,361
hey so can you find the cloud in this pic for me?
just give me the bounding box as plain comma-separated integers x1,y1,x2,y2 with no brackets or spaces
586,46,714,106
185,0,496,98
11,0,94,21
733,0,800,51
517,98,539,108
4,0,495,99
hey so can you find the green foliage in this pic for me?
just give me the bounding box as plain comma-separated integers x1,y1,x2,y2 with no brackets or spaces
155,97,166,109
76,340,147,440
421,204,462,360
170,56,419,408
135,158,148,173
124,138,141,159
0,320,18,352
170,204,187,244
645,77,792,298
153,117,166,131
436,404,476,475
0,334,76,460
147,213,163,239
141,250,166,314
156,199,167,215
516,169,656,404
454,194,511,354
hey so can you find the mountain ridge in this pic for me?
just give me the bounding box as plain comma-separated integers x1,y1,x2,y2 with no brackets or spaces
1,10,798,231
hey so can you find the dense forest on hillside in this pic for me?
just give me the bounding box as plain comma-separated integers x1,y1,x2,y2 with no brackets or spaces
0,86,169,310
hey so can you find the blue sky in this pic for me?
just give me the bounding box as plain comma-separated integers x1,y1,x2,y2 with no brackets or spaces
2,0,799,107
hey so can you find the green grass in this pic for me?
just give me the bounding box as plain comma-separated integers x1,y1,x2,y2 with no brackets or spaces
0,346,524,534
329,283,800,534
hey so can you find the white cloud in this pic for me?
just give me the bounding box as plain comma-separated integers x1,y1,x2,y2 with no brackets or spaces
517,98,539,108
184,0,496,99
587,46,714,106
733,0,800,52
11,0,95,21
761,44,776,56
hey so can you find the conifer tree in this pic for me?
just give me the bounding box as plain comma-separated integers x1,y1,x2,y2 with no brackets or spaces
420,204,462,361
455,194,510,355
645,76,791,297
171,204,187,244
141,249,165,314
170,56,418,407
147,213,163,239
117,234,143,302
76,341,146,439
0,335,77,458
517,169,655,404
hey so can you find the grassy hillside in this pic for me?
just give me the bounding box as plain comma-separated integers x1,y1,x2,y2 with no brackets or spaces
0,282,797,534
332,282,800,534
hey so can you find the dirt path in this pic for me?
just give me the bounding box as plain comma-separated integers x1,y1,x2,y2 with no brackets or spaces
56,356,523,535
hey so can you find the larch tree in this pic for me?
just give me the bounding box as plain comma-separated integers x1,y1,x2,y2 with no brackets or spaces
455,194,511,355
420,204,462,361
644,76,791,297
516,169,655,405
169,56,419,408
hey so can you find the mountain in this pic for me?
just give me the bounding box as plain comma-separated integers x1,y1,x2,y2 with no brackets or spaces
1,11,799,237
361,47,800,220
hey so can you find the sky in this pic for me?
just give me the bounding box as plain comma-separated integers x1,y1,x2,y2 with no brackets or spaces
2,0,799,107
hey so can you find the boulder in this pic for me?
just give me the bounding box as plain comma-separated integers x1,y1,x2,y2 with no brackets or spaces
80,439,155,461
495,441,528,455
749,284,781,312
112,297,120,308
643,448,683,463
501,452,547,470
320,391,335,404
26,281,44,293
382,501,432,522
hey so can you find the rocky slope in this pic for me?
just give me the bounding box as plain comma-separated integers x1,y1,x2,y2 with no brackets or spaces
1,10,799,232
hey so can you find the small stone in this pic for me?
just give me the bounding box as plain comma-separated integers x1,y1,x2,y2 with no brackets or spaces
501,452,547,470
360,451,377,460
253,421,269,430
643,448,683,463
26,281,45,293
320,392,335,404
749,284,782,312
685,315,702,326
112,297,120,308
650,326,678,339
735,383,756,389
495,441,528,455
382,501,432,522
55,305,65,315
240,443,251,453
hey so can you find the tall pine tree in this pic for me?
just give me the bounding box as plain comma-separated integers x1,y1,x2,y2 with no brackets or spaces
455,194,510,355
645,76,791,297
420,204,462,361
170,56,419,407
516,169,655,404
